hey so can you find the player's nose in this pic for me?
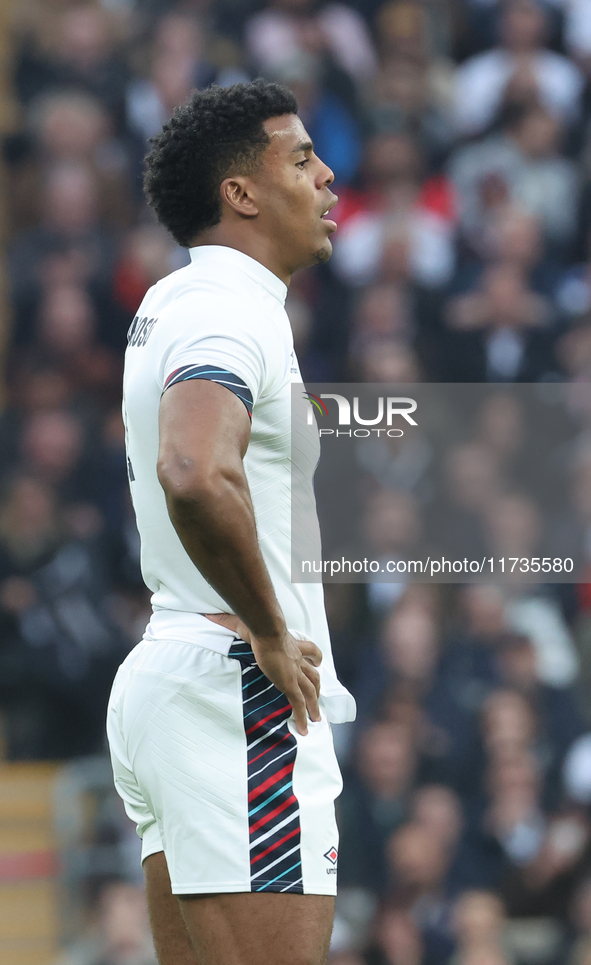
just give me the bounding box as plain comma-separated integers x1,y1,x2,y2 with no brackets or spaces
317,157,335,187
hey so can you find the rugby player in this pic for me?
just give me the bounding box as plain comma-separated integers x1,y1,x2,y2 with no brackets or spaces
106,79,355,965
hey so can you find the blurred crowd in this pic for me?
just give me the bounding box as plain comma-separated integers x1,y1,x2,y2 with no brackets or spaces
1,0,591,963
329,581,591,965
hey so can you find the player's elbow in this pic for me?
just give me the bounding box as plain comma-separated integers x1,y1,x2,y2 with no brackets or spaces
158,453,208,501
157,453,240,507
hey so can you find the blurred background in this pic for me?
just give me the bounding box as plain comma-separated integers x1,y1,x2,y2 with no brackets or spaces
1,0,591,963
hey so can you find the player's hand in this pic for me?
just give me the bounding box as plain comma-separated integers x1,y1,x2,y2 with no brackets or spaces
204,613,322,735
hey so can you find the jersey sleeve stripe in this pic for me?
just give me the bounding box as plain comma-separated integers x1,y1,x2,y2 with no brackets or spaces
163,364,253,418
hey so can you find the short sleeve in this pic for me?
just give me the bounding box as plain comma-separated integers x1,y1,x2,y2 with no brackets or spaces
158,294,274,410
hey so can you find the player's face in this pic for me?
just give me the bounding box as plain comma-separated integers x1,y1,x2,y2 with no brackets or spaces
258,114,337,272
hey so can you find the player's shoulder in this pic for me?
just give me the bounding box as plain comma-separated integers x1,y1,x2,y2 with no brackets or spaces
136,264,287,371
146,260,266,322
143,261,207,305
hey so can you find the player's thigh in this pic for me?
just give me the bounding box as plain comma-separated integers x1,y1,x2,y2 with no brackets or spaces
178,890,335,965
144,851,334,965
144,851,200,965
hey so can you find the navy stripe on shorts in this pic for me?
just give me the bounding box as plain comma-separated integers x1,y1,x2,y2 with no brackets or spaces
228,641,303,894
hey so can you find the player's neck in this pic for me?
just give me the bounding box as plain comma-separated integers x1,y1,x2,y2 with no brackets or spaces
190,227,292,287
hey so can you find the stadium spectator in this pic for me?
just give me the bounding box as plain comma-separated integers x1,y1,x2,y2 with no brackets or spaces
331,132,456,289
452,0,584,138
449,104,579,251
451,891,509,965
385,822,456,961
338,722,418,891
245,0,378,87
443,262,557,381
371,0,455,169
8,160,118,310
12,1,128,122
0,472,128,759
125,12,239,145
369,905,424,965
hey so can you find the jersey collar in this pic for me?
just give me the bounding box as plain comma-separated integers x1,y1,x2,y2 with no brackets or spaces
188,245,288,306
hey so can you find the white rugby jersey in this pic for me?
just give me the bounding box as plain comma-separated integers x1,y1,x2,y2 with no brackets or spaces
123,245,355,723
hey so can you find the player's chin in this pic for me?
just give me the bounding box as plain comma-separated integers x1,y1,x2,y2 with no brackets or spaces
310,238,333,266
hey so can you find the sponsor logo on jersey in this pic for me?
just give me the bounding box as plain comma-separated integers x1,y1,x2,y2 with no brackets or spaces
127,316,158,347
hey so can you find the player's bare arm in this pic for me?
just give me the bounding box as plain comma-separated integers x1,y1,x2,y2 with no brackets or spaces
157,375,321,735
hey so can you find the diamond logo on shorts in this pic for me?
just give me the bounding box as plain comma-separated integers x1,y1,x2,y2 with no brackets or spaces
324,846,338,865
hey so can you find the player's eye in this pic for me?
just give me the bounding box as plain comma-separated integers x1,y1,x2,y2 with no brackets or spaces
296,158,309,169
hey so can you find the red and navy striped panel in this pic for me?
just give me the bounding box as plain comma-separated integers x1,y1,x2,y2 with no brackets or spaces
162,364,253,419
228,641,303,894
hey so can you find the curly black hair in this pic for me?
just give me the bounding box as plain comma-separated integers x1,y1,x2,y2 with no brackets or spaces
143,80,298,247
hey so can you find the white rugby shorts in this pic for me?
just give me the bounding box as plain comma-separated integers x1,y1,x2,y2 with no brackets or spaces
106,625,343,895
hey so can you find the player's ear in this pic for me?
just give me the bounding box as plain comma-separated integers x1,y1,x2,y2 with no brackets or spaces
220,177,259,219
